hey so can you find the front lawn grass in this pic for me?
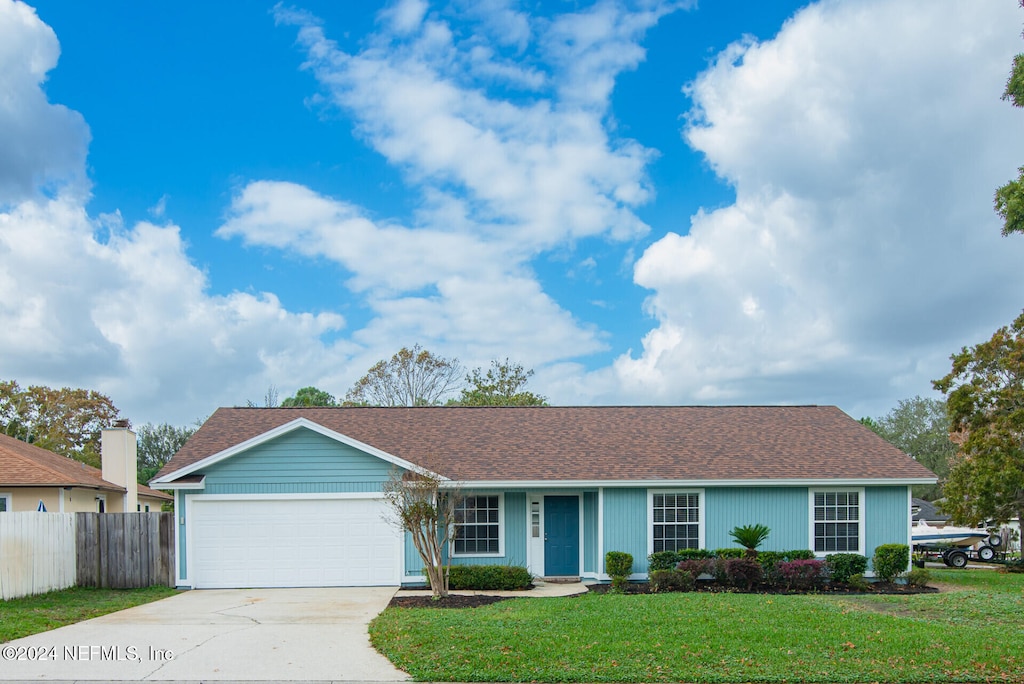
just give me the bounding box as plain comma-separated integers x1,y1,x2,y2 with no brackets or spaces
0,586,178,643
370,574,1023,682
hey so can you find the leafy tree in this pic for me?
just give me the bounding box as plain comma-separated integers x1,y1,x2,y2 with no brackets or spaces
136,421,199,484
0,380,123,468
996,23,1024,236
863,396,956,500
281,386,337,407
933,311,1024,528
452,359,548,406
381,468,460,598
346,345,462,406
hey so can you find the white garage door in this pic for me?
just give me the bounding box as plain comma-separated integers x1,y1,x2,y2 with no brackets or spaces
190,497,403,588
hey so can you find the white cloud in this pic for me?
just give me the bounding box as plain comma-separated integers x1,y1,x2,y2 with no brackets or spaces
0,2,357,424
0,0,89,203
275,2,659,248
217,3,678,374
615,0,1024,416
0,195,351,423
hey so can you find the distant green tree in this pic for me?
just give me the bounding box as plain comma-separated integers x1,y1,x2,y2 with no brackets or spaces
281,386,337,407
933,311,1024,528
863,396,956,500
452,359,547,406
136,421,199,484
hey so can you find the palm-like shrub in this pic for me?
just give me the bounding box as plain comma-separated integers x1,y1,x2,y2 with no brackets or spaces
729,524,771,558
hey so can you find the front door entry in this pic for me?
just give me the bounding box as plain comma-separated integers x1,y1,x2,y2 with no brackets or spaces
544,495,579,576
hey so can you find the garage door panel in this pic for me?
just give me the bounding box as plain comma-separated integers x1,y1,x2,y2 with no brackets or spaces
191,498,402,588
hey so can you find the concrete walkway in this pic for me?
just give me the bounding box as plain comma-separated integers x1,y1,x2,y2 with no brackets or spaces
0,587,409,682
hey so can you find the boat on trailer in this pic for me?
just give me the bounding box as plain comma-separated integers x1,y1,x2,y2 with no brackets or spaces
912,522,1003,567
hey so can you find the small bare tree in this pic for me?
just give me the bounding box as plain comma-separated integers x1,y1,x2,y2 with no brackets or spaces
382,467,460,598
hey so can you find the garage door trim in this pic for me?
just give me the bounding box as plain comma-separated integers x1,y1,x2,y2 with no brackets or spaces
184,492,404,589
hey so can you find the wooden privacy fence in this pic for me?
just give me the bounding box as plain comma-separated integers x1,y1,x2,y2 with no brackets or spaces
0,512,174,599
76,512,175,589
0,512,77,600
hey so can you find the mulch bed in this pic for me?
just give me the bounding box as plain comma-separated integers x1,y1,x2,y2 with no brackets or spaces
389,594,511,609
586,581,939,596
387,581,938,608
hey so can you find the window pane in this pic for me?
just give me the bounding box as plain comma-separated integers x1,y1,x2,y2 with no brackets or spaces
453,495,500,555
813,492,860,553
652,492,700,552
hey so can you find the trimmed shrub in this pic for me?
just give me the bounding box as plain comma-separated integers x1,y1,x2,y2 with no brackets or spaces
648,551,682,572
825,553,869,583
676,559,712,579
787,549,816,561
905,567,931,588
847,573,870,591
709,556,730,583
650,569,695,593
873,544,910,583
605,551,633,592
777,559,825,589
447,564,533,590
725,558,763,590
714,547,745,559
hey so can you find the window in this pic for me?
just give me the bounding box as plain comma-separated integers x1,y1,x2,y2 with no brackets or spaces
652,492,701,552
453,495,501,555
531,500,540,538
812,490,862,553
96,496,106,513
0,493,10,512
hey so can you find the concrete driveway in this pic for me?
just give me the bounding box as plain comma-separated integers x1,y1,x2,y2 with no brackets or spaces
0,587,409,681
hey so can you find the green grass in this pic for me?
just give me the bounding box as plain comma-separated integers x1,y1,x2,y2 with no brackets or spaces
370,573,1024,682
0,586,178,643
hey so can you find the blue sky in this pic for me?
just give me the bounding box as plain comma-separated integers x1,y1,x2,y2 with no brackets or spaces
2,0,1024,426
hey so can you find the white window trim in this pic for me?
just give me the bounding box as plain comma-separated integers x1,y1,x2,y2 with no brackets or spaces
450,492,504,558
808,487,865,556
95,494,107,513
648,488,705,558
0,492,11,512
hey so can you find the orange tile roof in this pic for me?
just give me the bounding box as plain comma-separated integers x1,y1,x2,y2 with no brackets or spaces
0,433,172,500
156,406,936,483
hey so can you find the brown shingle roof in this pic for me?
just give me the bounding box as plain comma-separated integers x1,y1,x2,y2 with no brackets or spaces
0,433,172,500
155,406,936,483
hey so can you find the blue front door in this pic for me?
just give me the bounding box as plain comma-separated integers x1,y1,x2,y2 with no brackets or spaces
544,496,579,576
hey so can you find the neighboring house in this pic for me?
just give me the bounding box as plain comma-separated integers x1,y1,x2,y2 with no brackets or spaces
0,429,172,513
911,497,951,525
152,406,936,589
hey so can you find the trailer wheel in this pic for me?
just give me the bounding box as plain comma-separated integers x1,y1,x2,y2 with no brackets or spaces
947,550,969,568
977,545,996,562
988,534,1003,547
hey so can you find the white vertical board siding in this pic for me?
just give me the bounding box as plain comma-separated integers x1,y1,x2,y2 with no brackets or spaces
189,496,403,588
0,512,76,600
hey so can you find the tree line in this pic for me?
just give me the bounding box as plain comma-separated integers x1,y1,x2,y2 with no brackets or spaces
1,347,545,485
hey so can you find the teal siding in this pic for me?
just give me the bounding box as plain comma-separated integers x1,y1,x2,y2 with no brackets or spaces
705,487,808,551
583,491,598,574
403,492,528,577
603,488,649,574
451,492,527,567
865,486,910,562
200,427,394,494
